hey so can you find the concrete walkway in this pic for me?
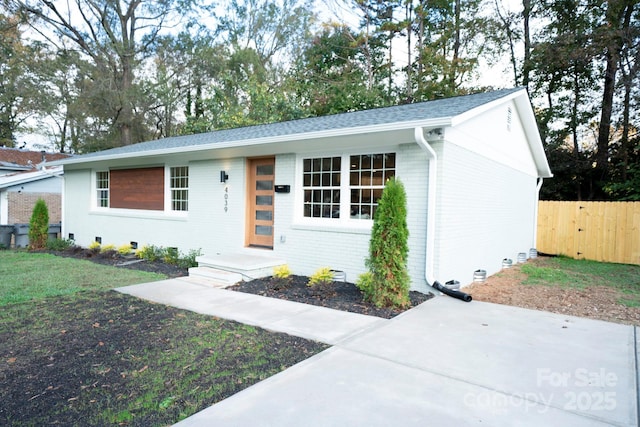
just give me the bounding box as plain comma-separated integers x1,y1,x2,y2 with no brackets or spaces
117,279,639,426
117,278,386,345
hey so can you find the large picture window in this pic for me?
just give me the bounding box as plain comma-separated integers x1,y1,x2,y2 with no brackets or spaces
170,166,189,211
96,171,109,207
301,153,395,221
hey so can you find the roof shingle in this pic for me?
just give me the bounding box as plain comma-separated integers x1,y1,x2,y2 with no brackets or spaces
70,88,523,161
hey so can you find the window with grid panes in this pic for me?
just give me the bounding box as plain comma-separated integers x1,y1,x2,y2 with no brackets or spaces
349,153,395,219
302,157,341,218
170,166,189,211
96,171,109,207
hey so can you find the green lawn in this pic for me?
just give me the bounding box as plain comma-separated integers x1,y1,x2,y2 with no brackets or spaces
521,256,640,307
0,251,165,305
0,250,327,425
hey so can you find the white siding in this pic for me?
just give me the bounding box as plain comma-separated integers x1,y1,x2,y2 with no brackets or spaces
434,142,538,286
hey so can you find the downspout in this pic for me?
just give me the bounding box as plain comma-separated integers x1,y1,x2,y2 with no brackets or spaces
533,177,544,249
414,127,438,288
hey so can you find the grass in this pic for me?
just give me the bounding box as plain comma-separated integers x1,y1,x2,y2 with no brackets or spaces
0,250,328,425
0,251,166,305
521,256,640,307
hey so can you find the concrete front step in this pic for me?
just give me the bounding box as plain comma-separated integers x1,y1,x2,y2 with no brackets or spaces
187,266,243,288
196,252,285,280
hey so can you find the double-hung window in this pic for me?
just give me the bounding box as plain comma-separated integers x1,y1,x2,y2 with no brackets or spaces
170,166,189,211
96,171,109,207
302,153,395,221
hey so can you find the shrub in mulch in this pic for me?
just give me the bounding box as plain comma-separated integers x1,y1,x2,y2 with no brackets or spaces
229,275,433,319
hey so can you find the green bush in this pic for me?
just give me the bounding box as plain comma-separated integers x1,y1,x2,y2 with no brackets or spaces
163,247,180,265
46,238,74,251
273,265,292,280
28,199,49,250
136,244,201,268
117,243,132,256
100,243,116,253
307,267,334,288
355,271,375,298
364,177,410,309
136,245,163,262
176,248,202,269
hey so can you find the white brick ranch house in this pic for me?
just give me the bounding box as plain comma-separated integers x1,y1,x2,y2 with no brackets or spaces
51,88,552,292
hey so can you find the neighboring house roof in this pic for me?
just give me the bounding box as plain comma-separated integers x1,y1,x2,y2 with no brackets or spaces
51,88,552,177
0,167,64,190
0,147,71,170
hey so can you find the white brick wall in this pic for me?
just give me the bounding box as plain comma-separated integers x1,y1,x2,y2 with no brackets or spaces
62,133,538,294
272,145,430,292
434,142,538,286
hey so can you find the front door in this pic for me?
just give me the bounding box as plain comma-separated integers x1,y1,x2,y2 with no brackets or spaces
247,157,275,248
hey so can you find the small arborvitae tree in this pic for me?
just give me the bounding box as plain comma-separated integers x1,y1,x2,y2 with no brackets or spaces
363,177,410,309
28,198,49,250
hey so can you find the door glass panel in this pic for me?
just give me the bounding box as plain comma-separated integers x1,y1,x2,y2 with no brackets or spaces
256,164,274,175
256,210,273,221
256,195,273,206
256,180,273,190
255,225,272,235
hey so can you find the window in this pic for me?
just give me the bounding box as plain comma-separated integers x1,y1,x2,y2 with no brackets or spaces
301,153,395,221
170,166,189,211
96,171,109,207
350,153,395,219
303,157,341,218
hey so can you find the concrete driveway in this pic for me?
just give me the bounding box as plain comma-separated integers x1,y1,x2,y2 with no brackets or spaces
119,280,639,426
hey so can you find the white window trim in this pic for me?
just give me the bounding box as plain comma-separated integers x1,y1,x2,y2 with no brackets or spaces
293,150,396,230
166,165,189,214
91,170,109,211
90,167,188,218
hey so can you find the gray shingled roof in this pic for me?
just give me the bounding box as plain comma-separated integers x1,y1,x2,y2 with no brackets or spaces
66,88,522,161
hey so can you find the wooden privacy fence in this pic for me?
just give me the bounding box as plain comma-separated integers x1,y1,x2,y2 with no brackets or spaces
537,201,640,265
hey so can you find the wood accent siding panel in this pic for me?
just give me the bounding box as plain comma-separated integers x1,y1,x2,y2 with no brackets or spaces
110,167,164,210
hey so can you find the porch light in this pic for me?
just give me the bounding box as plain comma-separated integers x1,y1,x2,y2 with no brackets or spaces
220,170,229,183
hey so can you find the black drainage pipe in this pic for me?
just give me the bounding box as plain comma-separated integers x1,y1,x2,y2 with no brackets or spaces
432,281,472,302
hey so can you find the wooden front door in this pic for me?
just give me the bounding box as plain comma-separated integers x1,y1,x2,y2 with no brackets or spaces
247,157,275,248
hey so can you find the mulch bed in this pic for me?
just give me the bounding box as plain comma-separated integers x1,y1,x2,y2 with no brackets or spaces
48,248,434,319
47,246,189,278
229,275,433,319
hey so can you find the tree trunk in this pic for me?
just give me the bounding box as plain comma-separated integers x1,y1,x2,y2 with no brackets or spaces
596,0,629,179
406,1,413,102
522,0,532,89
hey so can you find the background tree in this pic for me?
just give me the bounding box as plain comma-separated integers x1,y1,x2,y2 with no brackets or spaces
13,0,199,148
0,12,43,147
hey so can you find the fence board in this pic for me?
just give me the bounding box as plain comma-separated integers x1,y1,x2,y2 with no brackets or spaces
537,201,640,265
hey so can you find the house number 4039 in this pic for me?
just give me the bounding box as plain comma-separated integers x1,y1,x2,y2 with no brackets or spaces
224,186,229,212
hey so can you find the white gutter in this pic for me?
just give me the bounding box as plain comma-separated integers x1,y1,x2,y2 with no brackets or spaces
533,177,544,249
414,127,438,287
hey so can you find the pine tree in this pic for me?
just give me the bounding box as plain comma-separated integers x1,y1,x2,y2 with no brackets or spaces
28,199,49,250
363,177,410,308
